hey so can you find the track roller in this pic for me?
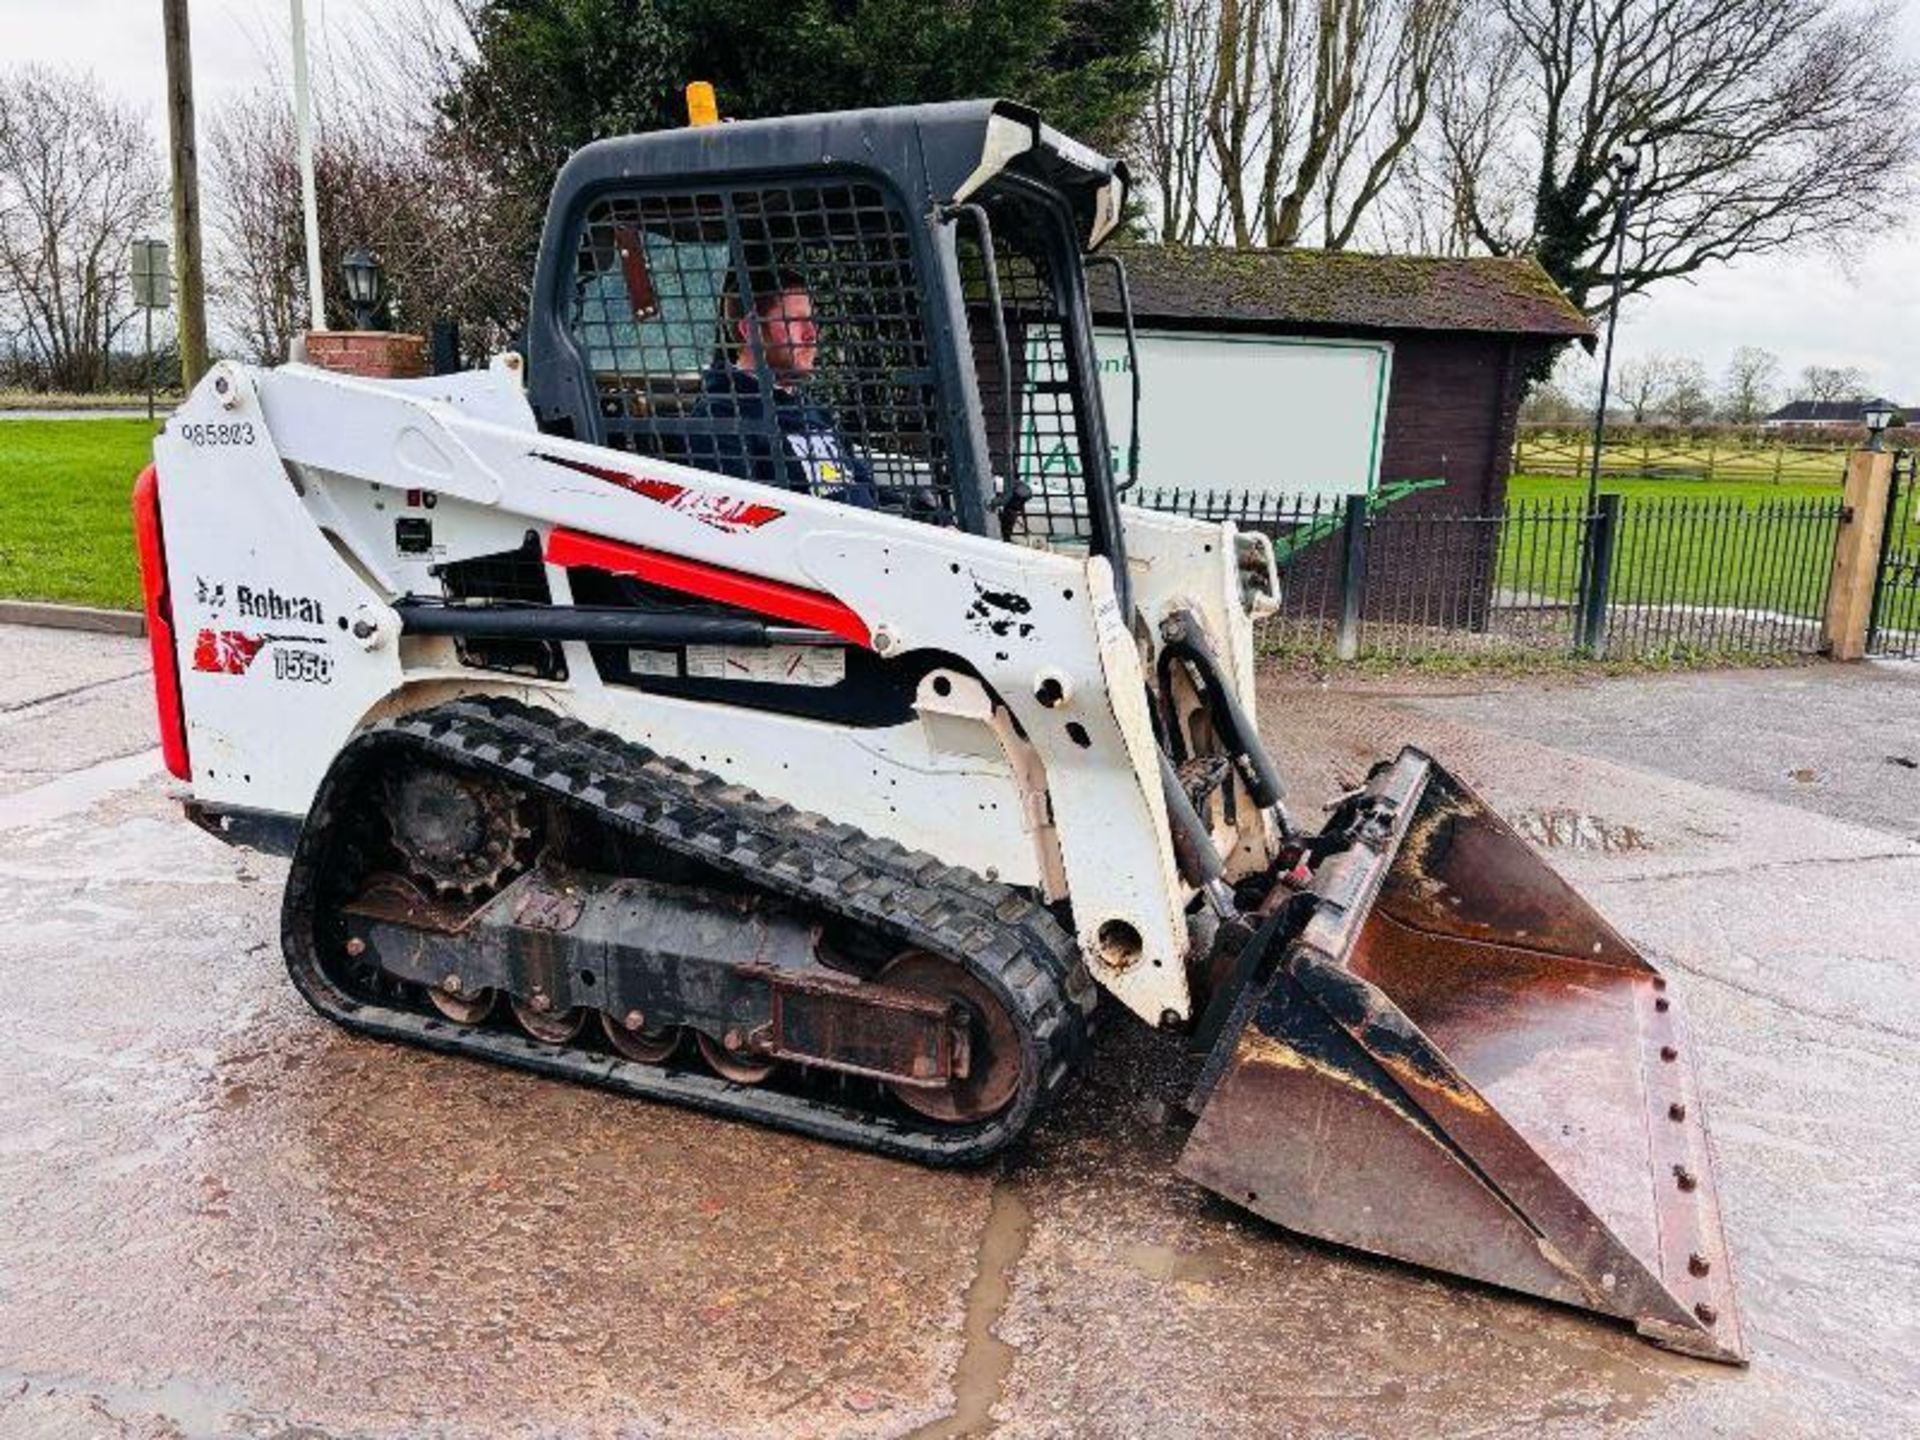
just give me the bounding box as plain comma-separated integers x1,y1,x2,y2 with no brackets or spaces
602,1010,682,1063
512,996,586,1045
696,1031,779,1084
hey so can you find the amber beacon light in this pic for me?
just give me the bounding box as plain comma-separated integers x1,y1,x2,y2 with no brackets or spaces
685,81,719,127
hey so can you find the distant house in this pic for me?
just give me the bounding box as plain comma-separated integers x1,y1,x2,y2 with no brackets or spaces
1762,398,1906,429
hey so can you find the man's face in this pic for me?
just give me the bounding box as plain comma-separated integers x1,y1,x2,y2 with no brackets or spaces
747,288,818,379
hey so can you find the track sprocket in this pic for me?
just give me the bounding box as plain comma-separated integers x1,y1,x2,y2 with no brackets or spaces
383,767,532,897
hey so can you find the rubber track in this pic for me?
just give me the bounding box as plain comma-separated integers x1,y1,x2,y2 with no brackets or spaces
282,696,1097,1166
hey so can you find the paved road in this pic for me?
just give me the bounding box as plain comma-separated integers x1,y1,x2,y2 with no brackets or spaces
0,622,1915,1437
0,408,158,421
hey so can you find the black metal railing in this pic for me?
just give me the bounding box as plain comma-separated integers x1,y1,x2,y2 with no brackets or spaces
1868,454,1920,659
1110,487,1846,662
1871,550,1920,658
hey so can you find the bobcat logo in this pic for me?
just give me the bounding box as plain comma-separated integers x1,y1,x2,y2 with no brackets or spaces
191,629,267,674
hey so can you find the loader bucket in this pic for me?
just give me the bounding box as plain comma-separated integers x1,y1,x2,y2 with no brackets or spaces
1179,749,1745,1363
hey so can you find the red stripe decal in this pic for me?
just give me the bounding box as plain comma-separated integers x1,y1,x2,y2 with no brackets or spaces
545,528,871,648
132,465,191,780
535,452,785,533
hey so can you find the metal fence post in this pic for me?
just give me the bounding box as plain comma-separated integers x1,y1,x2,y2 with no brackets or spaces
1336,493,1369,660
1865,452,1910,654
1577,493,1623,656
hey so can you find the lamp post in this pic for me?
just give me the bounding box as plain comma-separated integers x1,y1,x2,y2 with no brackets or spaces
342,248,384,331
1863,401,1895,452
1585,151,1639,515
1574,151,1638,649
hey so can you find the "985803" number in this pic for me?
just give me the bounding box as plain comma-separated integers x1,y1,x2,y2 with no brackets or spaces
179,421,256,447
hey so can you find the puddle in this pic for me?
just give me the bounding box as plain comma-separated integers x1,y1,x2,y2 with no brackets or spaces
1512,808,1653,853
1120,1241,1229,1285
907,1182,1030,1439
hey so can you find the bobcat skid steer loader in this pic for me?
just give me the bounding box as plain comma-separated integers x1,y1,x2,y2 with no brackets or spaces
133,99,1742,1362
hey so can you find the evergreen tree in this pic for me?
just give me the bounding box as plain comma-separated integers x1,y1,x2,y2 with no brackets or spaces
433,0,1159,325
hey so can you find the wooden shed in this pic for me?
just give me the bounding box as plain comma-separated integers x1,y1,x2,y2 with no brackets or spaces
1089,246,1593,515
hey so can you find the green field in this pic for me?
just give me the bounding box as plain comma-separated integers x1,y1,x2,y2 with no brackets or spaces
1496,473,1859,614
0,418,155,609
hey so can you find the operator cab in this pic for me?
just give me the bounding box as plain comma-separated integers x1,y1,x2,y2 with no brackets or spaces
525,100,1136,592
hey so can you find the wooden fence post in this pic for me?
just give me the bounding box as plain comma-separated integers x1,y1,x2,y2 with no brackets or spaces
1821,448,1895,660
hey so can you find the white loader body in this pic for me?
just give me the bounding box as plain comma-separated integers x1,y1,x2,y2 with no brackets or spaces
149,357,1282,1028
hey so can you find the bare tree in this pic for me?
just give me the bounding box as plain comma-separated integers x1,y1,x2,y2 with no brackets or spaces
203,7,532,366
1139,0,1219,242
1137,0,1460,248
1381,5,1526,253
1614,356,1669,424
1423,0,1916,313
0,66,167,390
204,95,306,365
1517,378,1584,424
1796,364,1870,404
1718,347,1781,425
1613,352,1706,423
1662,358,1713,425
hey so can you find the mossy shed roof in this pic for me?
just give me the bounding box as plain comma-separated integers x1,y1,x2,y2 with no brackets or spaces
1089,245,1593,341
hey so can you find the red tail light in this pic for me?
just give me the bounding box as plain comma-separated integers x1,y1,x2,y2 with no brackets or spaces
132,465,191,780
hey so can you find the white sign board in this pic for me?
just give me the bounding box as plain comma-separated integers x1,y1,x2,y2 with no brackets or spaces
1089,328,1390,498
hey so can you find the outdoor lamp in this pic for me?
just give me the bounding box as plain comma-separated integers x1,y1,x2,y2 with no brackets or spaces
1864,402,1895,451
342,247,383,330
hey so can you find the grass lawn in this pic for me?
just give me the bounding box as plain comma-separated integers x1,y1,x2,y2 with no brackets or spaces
0,418,156,609
1494,472,1920,616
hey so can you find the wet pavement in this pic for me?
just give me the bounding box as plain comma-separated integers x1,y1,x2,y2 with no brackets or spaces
0,620,1915,1438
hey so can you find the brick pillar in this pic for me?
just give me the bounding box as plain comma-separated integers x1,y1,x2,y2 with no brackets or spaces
1821,447,1894,660
302,330,428,379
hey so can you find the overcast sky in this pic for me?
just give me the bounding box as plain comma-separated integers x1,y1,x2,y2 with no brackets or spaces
6,0,1919,398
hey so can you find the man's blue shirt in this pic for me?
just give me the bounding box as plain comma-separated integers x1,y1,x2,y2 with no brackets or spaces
685,364,878,508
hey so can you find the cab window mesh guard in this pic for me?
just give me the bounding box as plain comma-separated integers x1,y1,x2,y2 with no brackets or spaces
568,180,956,526
957,211,1097,546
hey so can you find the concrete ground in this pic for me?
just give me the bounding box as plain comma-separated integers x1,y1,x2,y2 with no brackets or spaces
0,621,1915,1439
